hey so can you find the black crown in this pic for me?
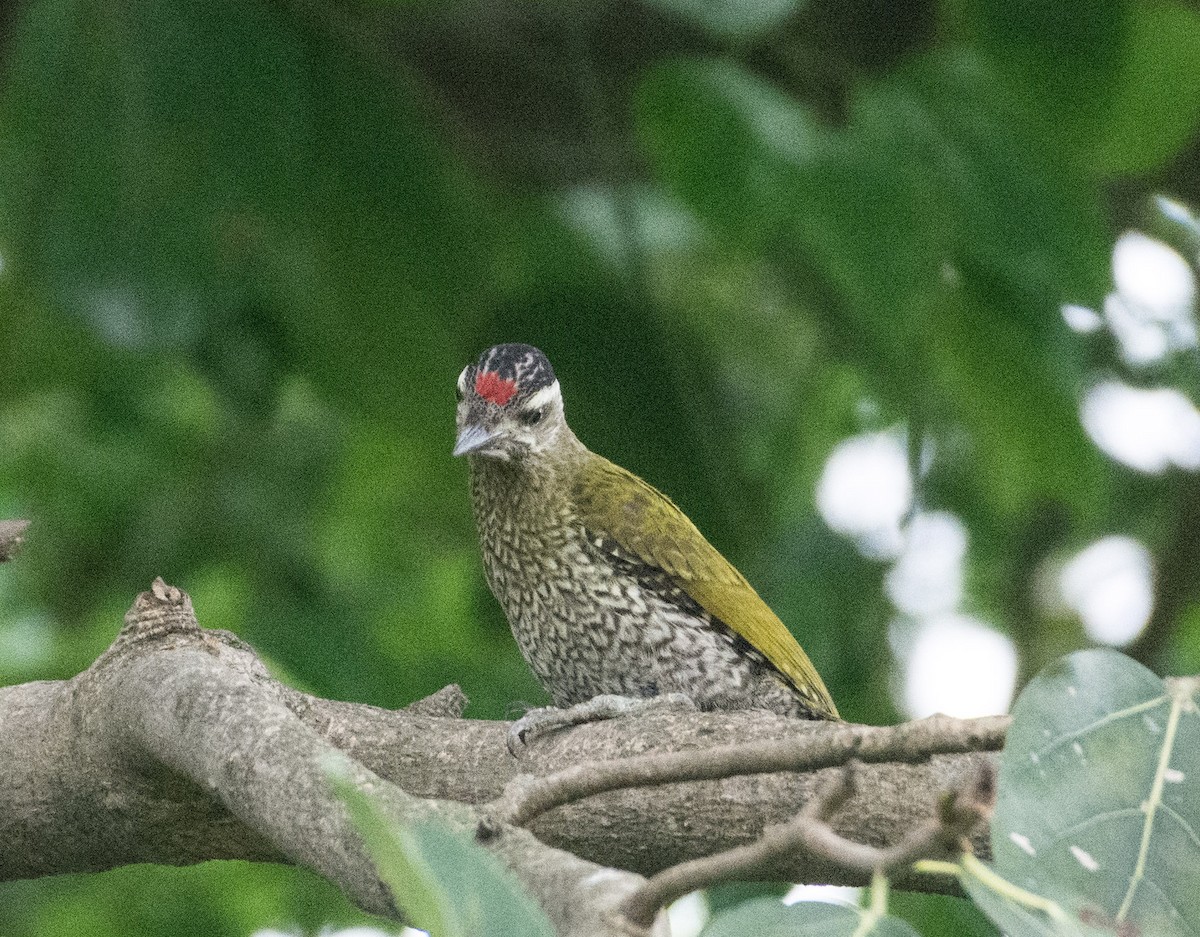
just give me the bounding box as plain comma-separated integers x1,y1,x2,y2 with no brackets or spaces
475,343,556,396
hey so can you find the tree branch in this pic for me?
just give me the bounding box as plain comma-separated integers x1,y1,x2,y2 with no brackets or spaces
0,578,663,937
280,690,999,884
619,760,995,928
496,713,1009,827
0,556,1013,930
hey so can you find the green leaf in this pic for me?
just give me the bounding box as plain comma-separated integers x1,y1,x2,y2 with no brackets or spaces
969,0,1129,138
986,650,1200,937
850,51,1112,306
705,880,791,913
328,766,450,935
328,763,555,937
0,0,493,420
645,0,805,41
1093,3,1200,174
886,889,1002,937
636,59,824,242
972,0,1127,72
637,51,1110,522
921,278,1104,520
701,897,922,937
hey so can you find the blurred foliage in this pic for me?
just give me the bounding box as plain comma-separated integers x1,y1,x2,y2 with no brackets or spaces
1,0,1200,934
330,765,554,937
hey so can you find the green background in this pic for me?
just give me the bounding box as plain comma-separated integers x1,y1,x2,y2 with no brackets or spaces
2,0,1200,933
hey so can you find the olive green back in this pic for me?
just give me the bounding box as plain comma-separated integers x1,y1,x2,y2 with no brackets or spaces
571,456,839,719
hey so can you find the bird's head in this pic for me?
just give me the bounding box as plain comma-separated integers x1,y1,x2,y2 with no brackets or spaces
453,344,567,462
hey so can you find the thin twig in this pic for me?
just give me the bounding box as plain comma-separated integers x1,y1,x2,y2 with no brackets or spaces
620,761,996,929
0,521,30,563
500,713,1008,827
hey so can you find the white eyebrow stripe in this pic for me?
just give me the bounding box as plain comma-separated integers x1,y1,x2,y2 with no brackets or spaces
457,366,470,391
522,381,561,411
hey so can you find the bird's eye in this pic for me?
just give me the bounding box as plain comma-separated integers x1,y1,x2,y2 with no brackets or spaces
519,408,544,426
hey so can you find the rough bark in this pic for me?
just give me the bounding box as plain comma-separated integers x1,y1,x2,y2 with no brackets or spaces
0,573,997,935
0,580,661,937
288,687,995,883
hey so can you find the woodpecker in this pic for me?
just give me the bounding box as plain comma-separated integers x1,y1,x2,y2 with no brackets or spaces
454,343,838,748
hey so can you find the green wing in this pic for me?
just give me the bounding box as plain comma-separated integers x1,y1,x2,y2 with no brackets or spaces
572,456,839,719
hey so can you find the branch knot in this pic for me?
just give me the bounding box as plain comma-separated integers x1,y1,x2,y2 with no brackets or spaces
116,578,200,647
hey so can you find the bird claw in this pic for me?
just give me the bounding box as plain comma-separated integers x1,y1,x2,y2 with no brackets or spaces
505,693,698,756
507,707,560,756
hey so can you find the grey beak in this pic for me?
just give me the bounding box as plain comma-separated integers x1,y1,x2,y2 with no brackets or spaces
453,424,496,457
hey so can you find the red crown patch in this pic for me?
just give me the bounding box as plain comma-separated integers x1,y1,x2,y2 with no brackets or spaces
475,370,518,406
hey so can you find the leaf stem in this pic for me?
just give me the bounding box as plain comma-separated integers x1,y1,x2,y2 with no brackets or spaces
914,854,1070,924
911,859,961,877
961,853,1070,923
849,868,890,937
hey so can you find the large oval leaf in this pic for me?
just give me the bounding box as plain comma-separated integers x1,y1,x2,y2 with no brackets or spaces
989,650,1200,937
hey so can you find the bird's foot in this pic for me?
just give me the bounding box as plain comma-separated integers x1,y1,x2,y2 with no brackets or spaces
507,692,696,755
